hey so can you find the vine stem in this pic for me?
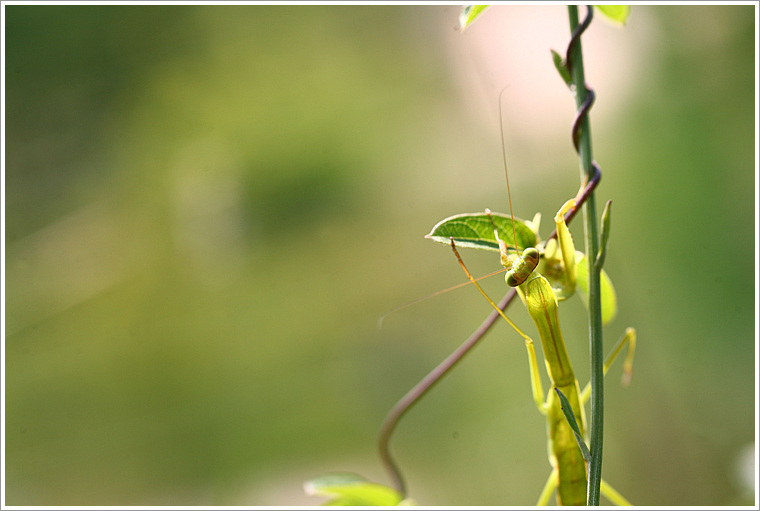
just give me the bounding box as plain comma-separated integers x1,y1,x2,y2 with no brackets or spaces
567,5,604,506
378,289,517,497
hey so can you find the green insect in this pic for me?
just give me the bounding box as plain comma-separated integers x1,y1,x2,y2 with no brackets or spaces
425,195,636,505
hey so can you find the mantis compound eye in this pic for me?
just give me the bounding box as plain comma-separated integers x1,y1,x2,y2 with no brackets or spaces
506,247,540,287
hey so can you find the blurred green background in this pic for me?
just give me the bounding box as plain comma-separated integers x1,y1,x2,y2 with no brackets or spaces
4,4,756,506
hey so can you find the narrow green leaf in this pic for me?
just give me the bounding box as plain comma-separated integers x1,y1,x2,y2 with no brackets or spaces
550,49,573,89
575,253,618,325
595,200,612,270
459,5,490,31
595,5,630,25
425,212,537,253
554,388,592,465
304,473,404,506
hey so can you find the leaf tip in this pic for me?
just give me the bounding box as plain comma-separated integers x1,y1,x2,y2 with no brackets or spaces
459,5,489,32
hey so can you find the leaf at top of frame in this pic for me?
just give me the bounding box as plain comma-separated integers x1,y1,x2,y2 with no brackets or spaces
595,5,631,26
304,473,408,506
425,212,537,253
459,5,490,31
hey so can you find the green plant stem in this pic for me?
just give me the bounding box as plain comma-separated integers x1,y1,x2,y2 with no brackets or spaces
567,5,604,506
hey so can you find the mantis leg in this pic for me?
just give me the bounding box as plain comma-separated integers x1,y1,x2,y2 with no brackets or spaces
525,336,549,415
539,199,579,301
536,470,632,506
449,239,550,416
536,467,559,506
581,327,636,405
601,478,633,506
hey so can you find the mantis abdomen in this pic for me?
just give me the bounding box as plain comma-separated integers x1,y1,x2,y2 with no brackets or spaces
546,380,587,506
523,270,587,506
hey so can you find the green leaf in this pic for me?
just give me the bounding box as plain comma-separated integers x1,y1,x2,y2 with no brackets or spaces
595,5,630,25
459,5,490,31
550,49,573,89
595,200,612,270
304,473,405,506
554,388,592,465
425,212,537,253
575,253,618,325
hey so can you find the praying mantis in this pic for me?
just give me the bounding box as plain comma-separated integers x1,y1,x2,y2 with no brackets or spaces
424,192,636,505
377,99,637,505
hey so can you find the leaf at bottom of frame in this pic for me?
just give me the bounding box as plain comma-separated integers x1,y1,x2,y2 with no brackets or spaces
304,472,408,506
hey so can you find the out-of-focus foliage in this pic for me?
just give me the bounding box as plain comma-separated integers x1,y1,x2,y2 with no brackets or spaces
4,5,755,506
304,473,409,506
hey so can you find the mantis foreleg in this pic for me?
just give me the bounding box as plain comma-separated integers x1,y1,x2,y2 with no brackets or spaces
553,199,577,297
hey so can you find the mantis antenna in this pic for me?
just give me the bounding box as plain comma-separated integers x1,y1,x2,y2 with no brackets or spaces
499,87,519,255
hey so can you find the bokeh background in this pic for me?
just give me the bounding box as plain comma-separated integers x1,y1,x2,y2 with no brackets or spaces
4,4,756,506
